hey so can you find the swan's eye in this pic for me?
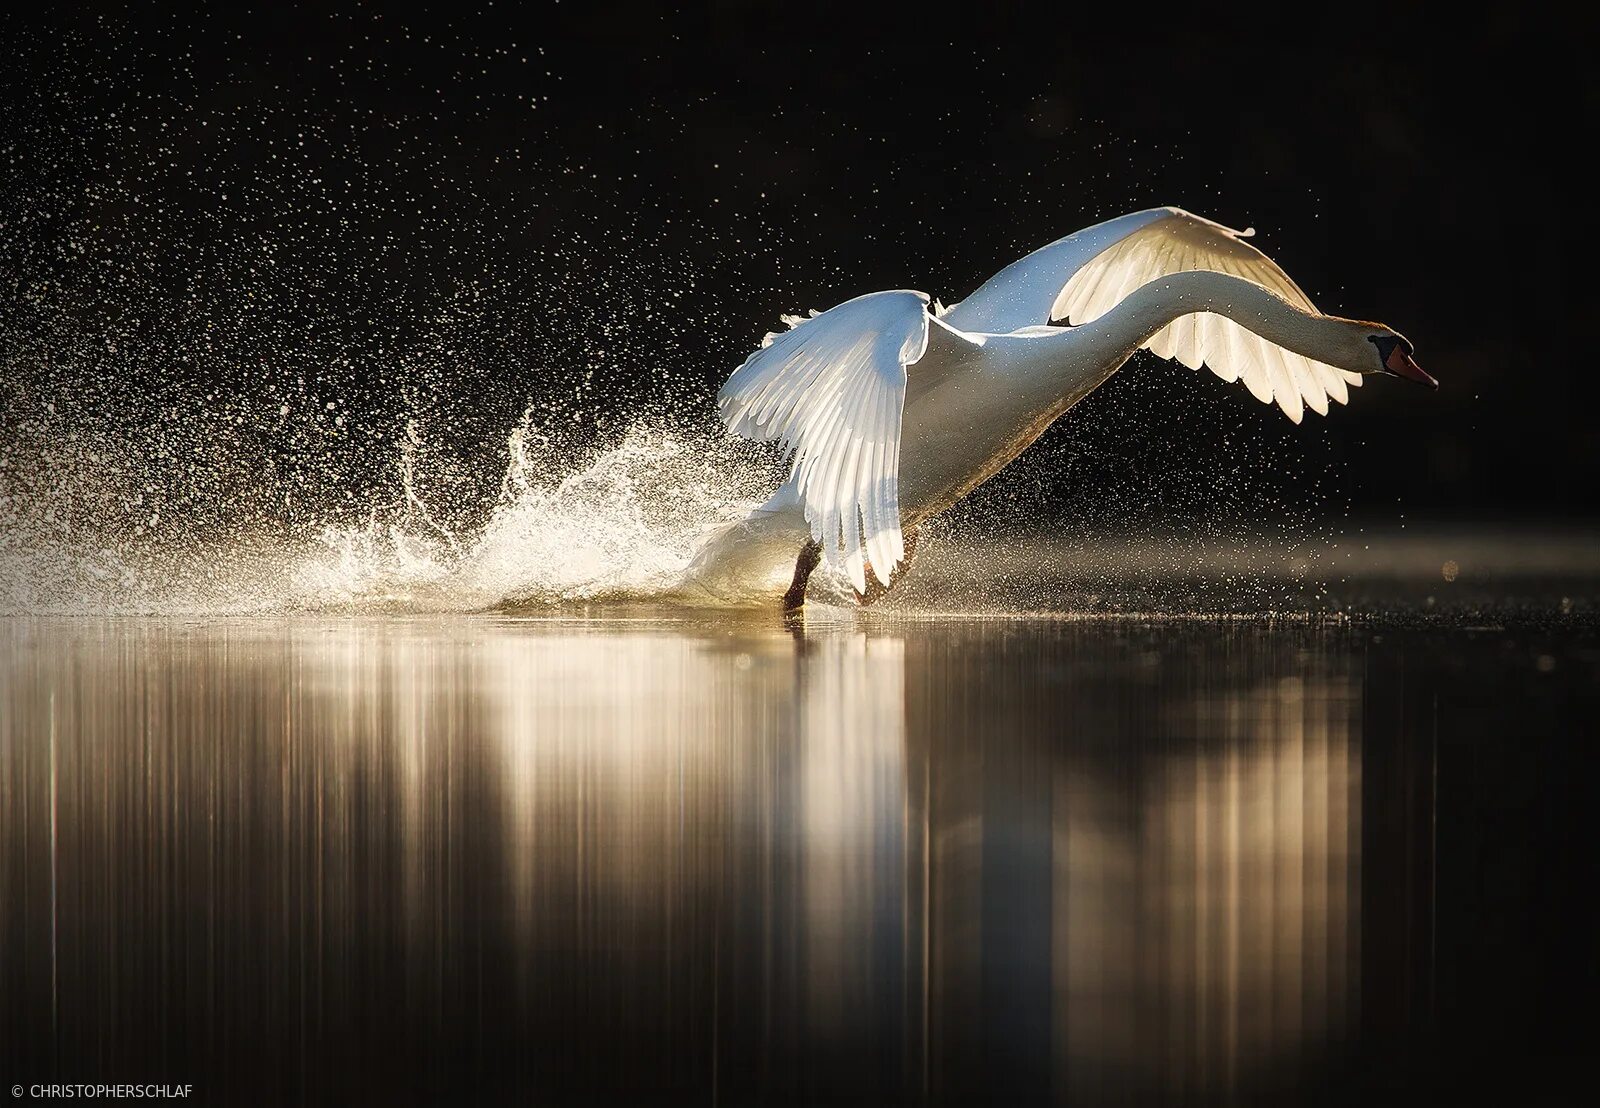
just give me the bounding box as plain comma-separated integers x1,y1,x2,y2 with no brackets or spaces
1369,335,1400,362
1369,334,1415,360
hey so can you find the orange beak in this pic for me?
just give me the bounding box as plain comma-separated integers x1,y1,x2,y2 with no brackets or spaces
1385,344,1438,389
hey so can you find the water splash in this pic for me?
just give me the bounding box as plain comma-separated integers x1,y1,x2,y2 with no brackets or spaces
0,24,784,615
291,414,776,612
0,407,779,615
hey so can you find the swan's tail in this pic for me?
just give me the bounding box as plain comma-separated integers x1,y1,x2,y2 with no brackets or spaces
674,499,812,607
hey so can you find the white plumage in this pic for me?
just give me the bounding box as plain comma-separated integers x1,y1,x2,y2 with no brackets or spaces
718,291,927,591
710,207,1431,600
1047,211,1361,422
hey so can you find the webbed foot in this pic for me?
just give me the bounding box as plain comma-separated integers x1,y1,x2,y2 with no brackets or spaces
782,539,823,612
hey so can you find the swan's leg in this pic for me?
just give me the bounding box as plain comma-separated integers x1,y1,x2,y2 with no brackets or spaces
856,528,919,608
782,539,823,612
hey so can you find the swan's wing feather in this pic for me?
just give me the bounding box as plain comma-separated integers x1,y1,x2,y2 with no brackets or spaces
1049,209,1358,423
945,206,1358,423
719,289,941,592
939,208,1175,333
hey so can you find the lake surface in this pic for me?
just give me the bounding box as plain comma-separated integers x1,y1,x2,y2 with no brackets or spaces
1,604,1593,1104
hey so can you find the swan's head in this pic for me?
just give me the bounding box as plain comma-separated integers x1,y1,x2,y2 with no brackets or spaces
1336,322,1436,388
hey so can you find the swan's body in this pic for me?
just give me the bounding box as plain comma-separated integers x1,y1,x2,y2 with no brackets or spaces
683,207,1434,607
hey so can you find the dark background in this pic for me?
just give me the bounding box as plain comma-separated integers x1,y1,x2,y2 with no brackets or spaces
3,5,1595,537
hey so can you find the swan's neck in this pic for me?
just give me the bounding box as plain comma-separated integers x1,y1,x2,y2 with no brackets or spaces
1001,269,1355,418
1105,269,1342,363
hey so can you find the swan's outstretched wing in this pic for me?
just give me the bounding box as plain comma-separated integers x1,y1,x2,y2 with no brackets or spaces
943,206,1360,423
718,289,934,592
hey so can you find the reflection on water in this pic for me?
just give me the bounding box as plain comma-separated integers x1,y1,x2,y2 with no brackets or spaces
0,614,1590,1103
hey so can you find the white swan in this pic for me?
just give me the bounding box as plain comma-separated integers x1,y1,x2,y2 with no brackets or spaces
687,207,1435,609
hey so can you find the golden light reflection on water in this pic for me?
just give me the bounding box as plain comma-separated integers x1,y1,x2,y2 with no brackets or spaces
1052,674,1358,1099
1,616,1363,1102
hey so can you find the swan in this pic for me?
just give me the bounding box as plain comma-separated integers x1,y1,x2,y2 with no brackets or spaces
685,207,1436,609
